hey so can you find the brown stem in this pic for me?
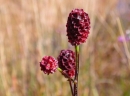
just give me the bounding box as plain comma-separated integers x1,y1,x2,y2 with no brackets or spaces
69,80,74,96
74,45,79,96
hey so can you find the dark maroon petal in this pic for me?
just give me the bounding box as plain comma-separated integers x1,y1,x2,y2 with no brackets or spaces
66,9,90,45
40,56,58,75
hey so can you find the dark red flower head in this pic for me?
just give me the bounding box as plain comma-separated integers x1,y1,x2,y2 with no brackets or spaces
57,50,75,78
66,9,90,45
40,56,58,75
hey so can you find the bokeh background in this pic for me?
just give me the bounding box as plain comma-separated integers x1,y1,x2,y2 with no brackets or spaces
0,0,130,96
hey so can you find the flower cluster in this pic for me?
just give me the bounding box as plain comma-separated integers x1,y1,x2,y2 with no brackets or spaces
58,50,76,78
40,56,58,75
39,8,90,96
39,8,90,78
66,9,90,45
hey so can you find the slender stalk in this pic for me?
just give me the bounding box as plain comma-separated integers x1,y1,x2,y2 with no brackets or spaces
117,18,130,68
74,45,79,96
69,80,74,96
58,68,75,95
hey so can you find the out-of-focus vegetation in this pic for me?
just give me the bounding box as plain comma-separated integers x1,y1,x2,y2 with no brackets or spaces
0,0,130,96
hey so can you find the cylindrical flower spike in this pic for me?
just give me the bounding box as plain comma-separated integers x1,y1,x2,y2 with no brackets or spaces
66,9,90,45
57,50,76,78
40,56,58,75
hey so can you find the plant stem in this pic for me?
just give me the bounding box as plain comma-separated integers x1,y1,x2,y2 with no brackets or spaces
58,68,75,96
69,80,74,96
74,45,79,96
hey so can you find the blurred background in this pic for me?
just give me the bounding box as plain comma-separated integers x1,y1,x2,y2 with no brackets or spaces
0,0,130,96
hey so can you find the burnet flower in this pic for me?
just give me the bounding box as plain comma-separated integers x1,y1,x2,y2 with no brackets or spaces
40,56,58,75
57,50,76,78
66,9,90,45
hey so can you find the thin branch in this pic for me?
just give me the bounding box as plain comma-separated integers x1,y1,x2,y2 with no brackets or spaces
68,80,74,96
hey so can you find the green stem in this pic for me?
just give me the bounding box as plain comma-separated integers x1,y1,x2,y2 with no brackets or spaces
74,45,79,96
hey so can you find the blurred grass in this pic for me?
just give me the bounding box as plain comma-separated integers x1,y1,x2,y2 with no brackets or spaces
0,0,130,96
